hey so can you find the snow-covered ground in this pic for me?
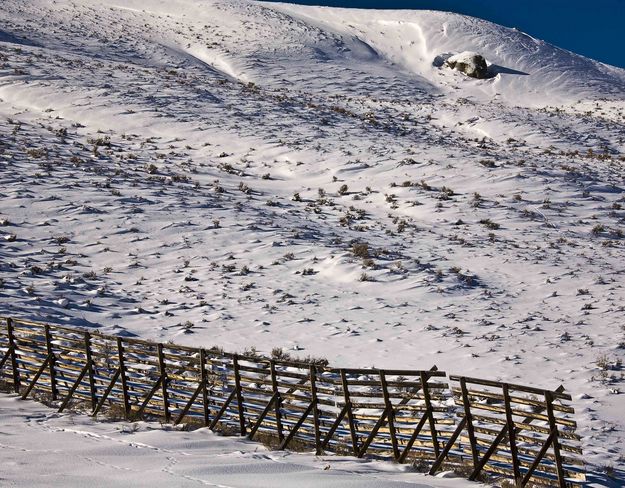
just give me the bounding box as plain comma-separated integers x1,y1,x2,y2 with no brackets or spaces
0,0,624,482
0,393,472,487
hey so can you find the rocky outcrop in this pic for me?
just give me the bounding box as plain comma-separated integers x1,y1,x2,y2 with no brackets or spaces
445,51,489,79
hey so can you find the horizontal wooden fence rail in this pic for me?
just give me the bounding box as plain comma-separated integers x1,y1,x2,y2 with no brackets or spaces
0,316,585,487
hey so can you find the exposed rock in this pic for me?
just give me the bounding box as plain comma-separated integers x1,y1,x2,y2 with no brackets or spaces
445,51,489,79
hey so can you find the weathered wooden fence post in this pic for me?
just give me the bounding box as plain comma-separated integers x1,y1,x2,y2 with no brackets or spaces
200,348,210,426
58,332,98,413
545,390,566,488
340,369,359,456
117,337,131,419
397,369,438,464
502,384,522,483
157,343,170,422
6,318,20,392
84,332,97,410
232,355,246,435
309,364,322,454
459,377,479,468
44,323,57,400
269,360,284,442
420,370,440,458
379,371,400,460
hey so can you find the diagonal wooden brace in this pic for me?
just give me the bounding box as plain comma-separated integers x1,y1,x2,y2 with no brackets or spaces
321,403,348,450
174,378,205,425
357,405,391,458
469,424,509,480
429,416,467,475
58,360,92,412
92,368,121,416
247,391,278,440
521,429,556,486
209,389,237,430
279,402,314,450
134,375,163,419
20,353,52,400
0,345,13,370
398,410,430,463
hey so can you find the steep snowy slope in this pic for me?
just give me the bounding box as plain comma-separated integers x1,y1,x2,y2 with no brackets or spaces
0,0,624,480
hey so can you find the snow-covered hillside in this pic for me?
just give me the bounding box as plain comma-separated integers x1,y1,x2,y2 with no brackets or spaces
1,0,624,481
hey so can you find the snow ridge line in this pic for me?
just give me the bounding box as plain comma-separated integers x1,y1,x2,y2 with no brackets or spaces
0,315,587,486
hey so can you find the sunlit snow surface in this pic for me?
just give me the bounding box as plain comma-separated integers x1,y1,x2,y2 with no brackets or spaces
0,394,471,487
0,0,624,479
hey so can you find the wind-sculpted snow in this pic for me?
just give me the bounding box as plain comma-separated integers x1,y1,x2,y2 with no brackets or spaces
267,4,625,105
0,0,624,480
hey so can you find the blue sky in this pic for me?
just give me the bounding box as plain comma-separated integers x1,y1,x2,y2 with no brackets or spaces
267,0,625,68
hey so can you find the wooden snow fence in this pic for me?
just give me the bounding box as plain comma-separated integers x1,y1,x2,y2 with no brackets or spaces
0,316,586,486
428,376,586,486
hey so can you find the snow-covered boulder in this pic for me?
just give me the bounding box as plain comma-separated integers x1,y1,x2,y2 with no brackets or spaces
445,51,489,79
